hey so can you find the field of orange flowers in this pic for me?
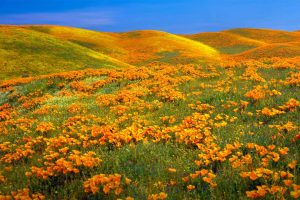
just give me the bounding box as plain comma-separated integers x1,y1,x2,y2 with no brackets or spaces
0,57,299,199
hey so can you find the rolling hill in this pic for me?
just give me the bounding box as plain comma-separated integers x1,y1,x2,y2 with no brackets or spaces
225,28,300,43
1,25,300,80
185,28,300,59
116,30,219,64
25,25,125,58
183,31,265,54
233,42,300,59
0,26,131,80
24,25,219,65
0,25,220,79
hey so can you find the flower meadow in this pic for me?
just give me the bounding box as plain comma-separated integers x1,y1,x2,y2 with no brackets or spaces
0,57,299,199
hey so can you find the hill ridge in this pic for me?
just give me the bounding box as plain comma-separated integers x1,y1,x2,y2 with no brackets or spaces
1,25,300,79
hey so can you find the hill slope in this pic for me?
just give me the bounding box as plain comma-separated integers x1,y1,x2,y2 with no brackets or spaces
24,25,220,65
233,42,300,59
184,31,266,54
226,28,300,43
0,60,299,199
1,25,300,79
25,25,125,57
0,26,131,80
185,28,300,59
117,30,219,64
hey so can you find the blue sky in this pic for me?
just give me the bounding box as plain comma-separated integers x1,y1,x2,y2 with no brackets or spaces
0,0,299,33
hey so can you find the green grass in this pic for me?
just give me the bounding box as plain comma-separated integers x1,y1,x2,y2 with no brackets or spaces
0,63,299,199
0,27,128,80
218,45,256,54
0,25,300,200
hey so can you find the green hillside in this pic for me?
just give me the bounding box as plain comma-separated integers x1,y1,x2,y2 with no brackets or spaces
1,25,300,80
24,25,220,65
183,31,265,54
226,28,300,43
0,26,130,80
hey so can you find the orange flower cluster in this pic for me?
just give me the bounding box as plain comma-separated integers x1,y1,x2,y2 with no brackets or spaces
245,85,266,101
279,98,300,112
36,122,55,133
155,86,185,102
67,103,84,114
147,192,168,200
244,85,281,102
241,66,266,82
0,104,13,121
0,188,45,200
29,151,101,179
0,171,5,183
188,101,215,112
187,184,195,191
33,105,59,115
174,113,213,146
259,107,285,117
285,72,300,86
269,121,297,132
1,145,36,164
160,116,176,124
187,169,217,187
83,173,131,196
69,81,94,93
69,78,114,93
193,139,299,198
246,185,287,199
21,94,53,110
256,98,300,118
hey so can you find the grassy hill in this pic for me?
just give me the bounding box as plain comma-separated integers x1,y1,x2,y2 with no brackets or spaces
183,31,265,54
226,28,300,43
185,28,300,59
226,29,300,59
25,25,126,58
115,30,219,64
0,25,221,79
2,25,300,80
0,26,131,80
25,25,219,65
234,42,300,59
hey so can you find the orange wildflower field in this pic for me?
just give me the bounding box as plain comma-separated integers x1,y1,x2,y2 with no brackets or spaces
0,26,299,199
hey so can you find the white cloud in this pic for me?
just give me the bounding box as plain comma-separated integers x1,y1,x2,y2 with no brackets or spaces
0,9,115,27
